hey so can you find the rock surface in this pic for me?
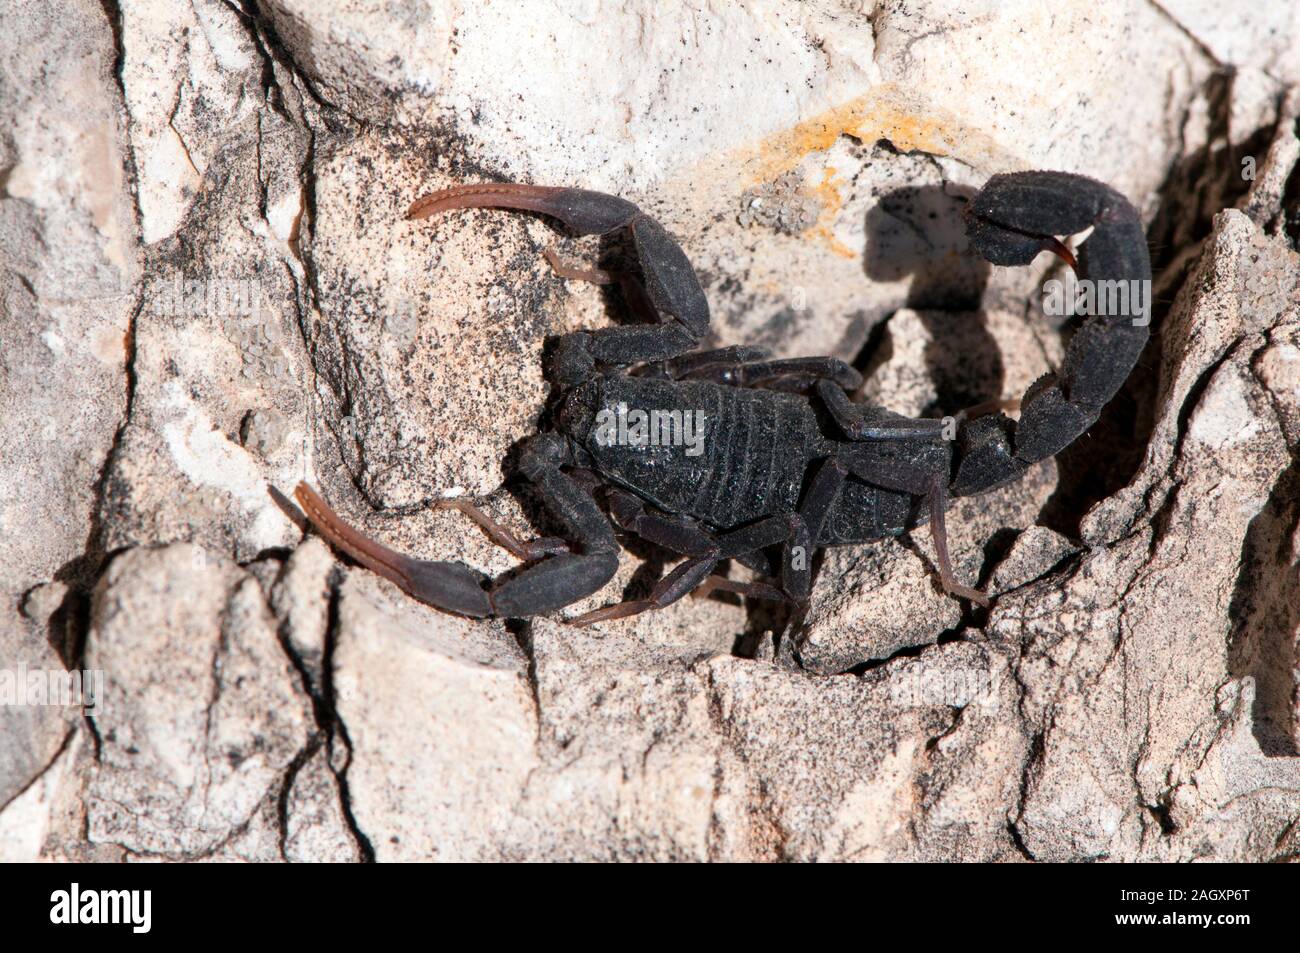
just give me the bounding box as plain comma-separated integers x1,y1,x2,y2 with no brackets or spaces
2,0,1299,861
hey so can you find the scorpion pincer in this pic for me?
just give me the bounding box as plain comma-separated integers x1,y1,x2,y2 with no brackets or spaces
295,171,1151,626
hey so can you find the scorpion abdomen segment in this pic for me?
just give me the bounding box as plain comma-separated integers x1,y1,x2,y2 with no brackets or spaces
580,376,815,530
951,413,1027,497
1013,375,1096,462
819,478,914,545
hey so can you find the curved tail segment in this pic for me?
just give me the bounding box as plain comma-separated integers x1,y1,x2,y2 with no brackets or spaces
954,171,1152,497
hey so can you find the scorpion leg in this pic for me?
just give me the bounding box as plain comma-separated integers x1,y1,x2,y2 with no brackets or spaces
410,183,710,372
568,462,845,625
692,575,789,602
568,491,733,626
664,345,771,377
434,497,570,561
954,170,1151,495
567,556,717,627
816,379,949,440
295,435,619,618
713,457,848,602
835,437,990,604
775,457,846,600
922,473,990,606
610,488,778,577
606,489,719,556
682,356,863,393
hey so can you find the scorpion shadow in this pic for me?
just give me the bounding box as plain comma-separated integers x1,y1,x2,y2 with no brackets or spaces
1227,452,1300,756
860,183,1003,415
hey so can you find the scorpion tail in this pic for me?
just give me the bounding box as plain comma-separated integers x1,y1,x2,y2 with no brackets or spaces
953,171,1152,497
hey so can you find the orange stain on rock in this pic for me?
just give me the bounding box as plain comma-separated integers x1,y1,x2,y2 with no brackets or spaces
808,165,856,259
748,86,963,183
740,85,990,259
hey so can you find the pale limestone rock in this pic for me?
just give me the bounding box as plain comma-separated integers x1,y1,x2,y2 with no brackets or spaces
332,573,535,861
986,526,1079,597
1157,0,1300,83
0,0,137,621
0,607,80,816
271,536,336,695
999,208,1300,861
284,748,365,864
3,0,1300,864
81,545,322,859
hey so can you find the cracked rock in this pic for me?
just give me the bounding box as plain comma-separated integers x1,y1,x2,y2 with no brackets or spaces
0,0,137,612
5,0,1300,863
986,526,1080,598
1000,207,1300,862
331,573,535,861
73,544,360,862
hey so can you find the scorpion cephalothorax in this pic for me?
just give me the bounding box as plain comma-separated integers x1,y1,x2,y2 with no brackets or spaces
295,171,1151,626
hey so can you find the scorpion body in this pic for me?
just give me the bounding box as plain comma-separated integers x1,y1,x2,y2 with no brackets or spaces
564,374,922,543
295,170,1151,625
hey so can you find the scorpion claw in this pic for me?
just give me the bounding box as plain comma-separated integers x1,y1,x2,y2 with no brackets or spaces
294,482,493,618
407,183,641,235
409,181,711,357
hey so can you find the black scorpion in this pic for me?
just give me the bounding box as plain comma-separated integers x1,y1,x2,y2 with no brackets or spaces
294,171,1151,625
